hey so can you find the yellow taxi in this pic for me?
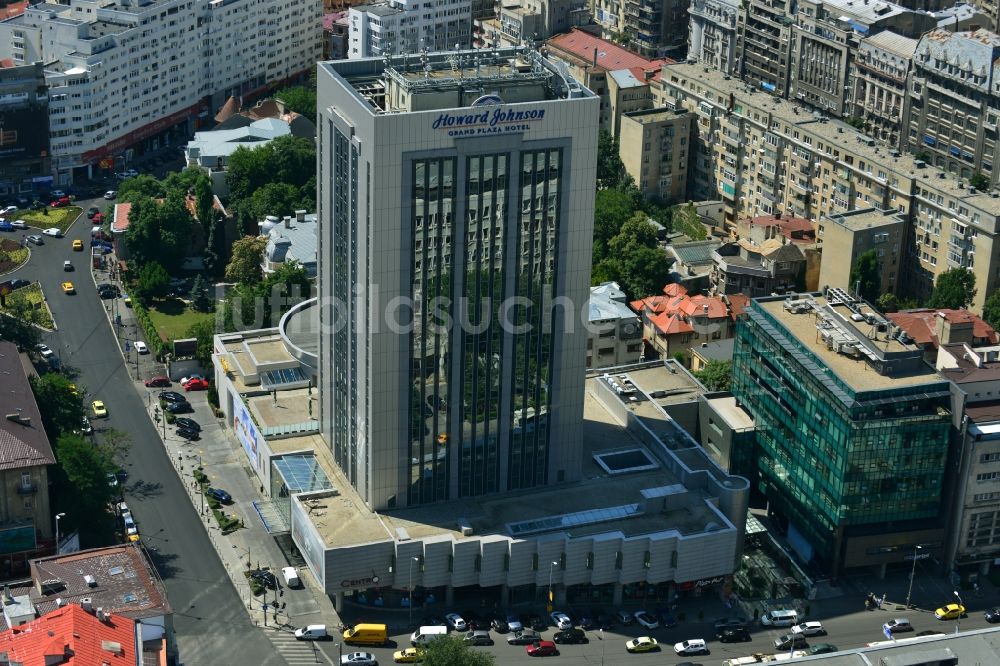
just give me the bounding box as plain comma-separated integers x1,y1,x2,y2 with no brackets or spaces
625,636,660,653
392,648,425,663
934,603,965,620
72,239,83,251
91,400,108,418
61,282,75,294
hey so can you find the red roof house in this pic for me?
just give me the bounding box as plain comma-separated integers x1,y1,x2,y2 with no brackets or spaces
0,603,138,665
630,284,734,361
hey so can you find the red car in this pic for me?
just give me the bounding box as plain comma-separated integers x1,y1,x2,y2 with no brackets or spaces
92,212,104,224
50,197,71,207
526,641,558,657
144,376,171,387
183,377,209,391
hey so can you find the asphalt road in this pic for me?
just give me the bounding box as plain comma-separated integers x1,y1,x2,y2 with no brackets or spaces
8,200,284,666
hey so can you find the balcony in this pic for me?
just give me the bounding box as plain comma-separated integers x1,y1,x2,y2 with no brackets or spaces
16,482,37,495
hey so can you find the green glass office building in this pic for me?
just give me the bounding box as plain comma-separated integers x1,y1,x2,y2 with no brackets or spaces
732,293,952,575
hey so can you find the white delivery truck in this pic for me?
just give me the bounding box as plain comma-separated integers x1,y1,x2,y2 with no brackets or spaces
410,625,448,646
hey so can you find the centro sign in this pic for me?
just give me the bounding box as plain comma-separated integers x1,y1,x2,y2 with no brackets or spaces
431,107,546,137
341,575,379,588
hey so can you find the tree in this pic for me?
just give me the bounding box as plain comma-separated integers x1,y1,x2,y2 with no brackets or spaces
98,428,132,469
597,214,674,298
203,218,223,279
224,261,312,330
250,182,303,221
29,373,86,440
928,268,977,310
983,290,1000,332
225,236,267,285
970,172,991,191
226,135,316,205
849,249,880,303
0,292,43,349
54,433,118,514
194,174,216,236
117,175,165,202
694,359,732,391
186,319,216,368
877,293,899,313
190,274,214,312
134,260,170,303
275,86,317,123
162,167,204,199
422,635,495,666
596,130,633,190
593,187,640,264
123,196,194,272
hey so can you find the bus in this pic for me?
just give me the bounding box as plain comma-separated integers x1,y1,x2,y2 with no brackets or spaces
865,631,946,648
722,651,809,665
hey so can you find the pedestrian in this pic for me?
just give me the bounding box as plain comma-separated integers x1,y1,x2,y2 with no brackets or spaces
879,593,885,609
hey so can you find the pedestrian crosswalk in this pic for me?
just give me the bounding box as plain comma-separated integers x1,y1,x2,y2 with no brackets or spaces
268,627,335,665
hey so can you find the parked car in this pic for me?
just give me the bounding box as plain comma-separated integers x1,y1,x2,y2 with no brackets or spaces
883,619,913,634
552,628,587,644
444,613,467,632
176,427,200,441
42,227,63,236
0,205,16,215
490,615,509,633
525,640,558,657
145,376,171,387
507,630,541,645
673,639,709,656
50,197,70,208
774,633,808,651
50,190,66,199
87,206,100,219
10,219,26,229
792,621,826,637
550,611,572,630
505,614,523,633
207,487,232,504
655,607,678,628
174,417,200,431
9,279,29,289
634,611,659,630
183,377,209,391
36,344,54,358
522,613,546,631
714,617,749,632
134,341,148,354
0,221,12,232
615,609,635,625
165,401,193,414
625,637,659,653
77,416,93,435
717,628,751,643
463,630,493,646
985,607,1000,623
159,391,187,403
26,235,43,245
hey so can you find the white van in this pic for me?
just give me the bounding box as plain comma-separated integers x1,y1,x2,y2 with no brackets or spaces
761,609,798,627
410,625,448,646
281,567,301,588
294,624,328,641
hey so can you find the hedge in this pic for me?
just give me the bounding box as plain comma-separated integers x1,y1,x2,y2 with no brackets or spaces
133,300,167,357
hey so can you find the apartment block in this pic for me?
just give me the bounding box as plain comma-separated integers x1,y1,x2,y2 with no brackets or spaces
588,282,643,368
688,0,740,75
818,207,905,297
733,292,953,576
905,29,1000,186
0,0,322,185
711,239,808,296
736,0,795,98
618,106,693,202
592,0,688,58
476,0,586,49
0,62,49,197
789,0,934,117
848,30,918,148
348,0,471,58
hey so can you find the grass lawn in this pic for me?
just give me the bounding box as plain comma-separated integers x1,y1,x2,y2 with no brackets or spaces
17,206,83,234
147,297,214,341
0,239,28,273
0,282,54,330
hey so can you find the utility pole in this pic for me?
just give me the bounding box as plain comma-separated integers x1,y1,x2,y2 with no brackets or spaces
905,545,923,609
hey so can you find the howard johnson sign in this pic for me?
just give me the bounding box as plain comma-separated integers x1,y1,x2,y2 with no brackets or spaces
431,106,546,137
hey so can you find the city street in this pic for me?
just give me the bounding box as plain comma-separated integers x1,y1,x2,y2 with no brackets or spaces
7,199,284,665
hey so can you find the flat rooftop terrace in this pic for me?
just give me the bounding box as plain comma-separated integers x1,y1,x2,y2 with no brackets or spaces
246,388,317,429
757,296,942,393
305,385,725,547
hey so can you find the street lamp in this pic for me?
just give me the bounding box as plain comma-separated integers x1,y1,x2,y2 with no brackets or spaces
953,590,964,634
547,561,558,612
600,628,605,666
54,513,65,554
905,545,923,609
408,556,420,629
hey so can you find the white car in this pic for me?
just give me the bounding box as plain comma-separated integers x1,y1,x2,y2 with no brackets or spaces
340,653,377,666
1,205,16,216
42,227,62,237
11,219,27,229
134,341,148,354
181,374,204,384
445,613,467,631
36,344,54,359
634,610,659,630
550,611,573,630
63,260,73,271
673,638,709,655
104,190,117,199
791,621,826,637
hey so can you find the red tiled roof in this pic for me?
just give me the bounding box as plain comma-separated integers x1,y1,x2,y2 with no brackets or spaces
726,294,749,320
663,283,687,298
747,214,815,244
112,202,132,233
649,311,693,335
546,28,669,73
634,285,728,335
680,294,730,319
0,604,136,665
0,2,27,20
887,308,998,348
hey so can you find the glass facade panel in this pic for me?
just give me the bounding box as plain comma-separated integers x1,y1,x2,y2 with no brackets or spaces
732,301,951,567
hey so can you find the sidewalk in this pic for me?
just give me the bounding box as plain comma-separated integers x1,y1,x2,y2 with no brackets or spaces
91,257,344,647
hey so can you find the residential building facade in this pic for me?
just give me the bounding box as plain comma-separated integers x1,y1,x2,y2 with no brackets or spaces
732,292,953,576
592,0,688,58
687,0,740,75
736,0,795,98
0,62,49,198
348,0,472,58
631,283,733,362
476,0,587,50
817,207,905,298
0,0,322,185
588,281,643,368
848,31,918,148
617,106,693,202
711,239,807,296
317,47,598,510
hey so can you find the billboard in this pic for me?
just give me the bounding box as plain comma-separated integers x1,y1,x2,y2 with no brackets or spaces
0,105,49,159
233,397,263,472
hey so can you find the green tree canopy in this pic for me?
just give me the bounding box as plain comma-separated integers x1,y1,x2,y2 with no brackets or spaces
422,635,495,666
161,167,204,199
225,261,312,330
190,274,214,313
123,196,194,272
249,182,306,221
849,249,881,303
877,292,899,313
970,172,991,191
224,236,267,285
134,260,170,303
983,289,1000,332
29,373,86,440
593,187,640,264
275,86,317,123
595,214,674,298
928,268,977,310
694,359,732,391
54,433,118,517
186,318,216,367
0,291,43,350
117,175,165,202
226,135,316,204
194,174,216,235
596,130,633,190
